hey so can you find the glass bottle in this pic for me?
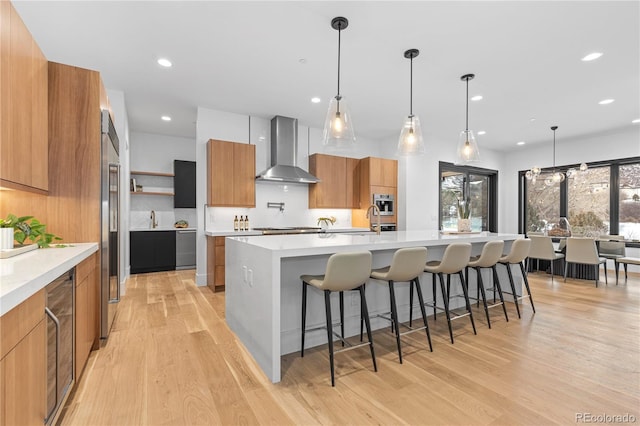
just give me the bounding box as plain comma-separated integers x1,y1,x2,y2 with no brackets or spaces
233,215,239,231
244,216,250,231
239,215,245,231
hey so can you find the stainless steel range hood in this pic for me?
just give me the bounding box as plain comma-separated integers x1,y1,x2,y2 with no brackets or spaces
256,116,320,184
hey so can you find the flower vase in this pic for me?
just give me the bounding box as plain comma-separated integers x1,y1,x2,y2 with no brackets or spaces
457,218,471,233
320,222,329,231
0,228,14,250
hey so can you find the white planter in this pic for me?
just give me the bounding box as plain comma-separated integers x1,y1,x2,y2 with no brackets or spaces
0,228,14,250
457,218,471,233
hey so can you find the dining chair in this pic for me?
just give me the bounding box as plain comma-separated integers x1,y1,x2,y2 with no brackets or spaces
563,237,608,287
527,235,565,282
598,236,626,277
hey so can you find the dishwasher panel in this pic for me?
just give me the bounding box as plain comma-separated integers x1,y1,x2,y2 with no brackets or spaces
176,230,196,270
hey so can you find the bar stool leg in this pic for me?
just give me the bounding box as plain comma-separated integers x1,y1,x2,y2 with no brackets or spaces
413,277,433,352
458,271,477,335
476,267,491,329
324,290,336,387
519,262,536,313
492,265,509,322
438,273,455,344
359,285,377,372
432,273,437,319
409,280,414,327
339,292,345,346
301,281,307,357
388,281,403,364
505,263,521,319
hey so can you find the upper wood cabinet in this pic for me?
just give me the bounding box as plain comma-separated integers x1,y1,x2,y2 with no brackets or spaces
308,153,358,209
207,139,255,207
0,2,48,194
362,157,397,188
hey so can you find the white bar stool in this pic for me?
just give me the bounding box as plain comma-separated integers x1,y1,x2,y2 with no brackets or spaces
498,239,534,318
300,251,376,386
466,240,509,329
423,243,476,344
368,247,432,364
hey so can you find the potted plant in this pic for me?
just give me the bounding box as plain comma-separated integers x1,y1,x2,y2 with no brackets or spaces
0,214,62,249
456,196,472,232
317,216,337,230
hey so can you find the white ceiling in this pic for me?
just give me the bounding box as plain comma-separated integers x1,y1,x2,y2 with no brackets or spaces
13,1,640,152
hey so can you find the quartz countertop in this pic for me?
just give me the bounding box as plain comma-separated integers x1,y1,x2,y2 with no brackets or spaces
0,242,98,316
227,230,522,257
131,227,197,232
205,227,371,237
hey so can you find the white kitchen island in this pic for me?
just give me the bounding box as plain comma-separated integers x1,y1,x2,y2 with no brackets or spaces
225,230,523,383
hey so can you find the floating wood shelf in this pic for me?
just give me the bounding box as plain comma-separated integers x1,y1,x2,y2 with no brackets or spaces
130,171,174,177
130,191,174,196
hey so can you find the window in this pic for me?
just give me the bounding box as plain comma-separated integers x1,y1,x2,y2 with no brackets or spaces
619,163,640,239
439,162,497,232
519,157,640,243
568,166,610,236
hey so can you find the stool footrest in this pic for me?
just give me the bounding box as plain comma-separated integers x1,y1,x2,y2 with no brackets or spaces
449,311,471,321
399,325,428,337
334,340,373,355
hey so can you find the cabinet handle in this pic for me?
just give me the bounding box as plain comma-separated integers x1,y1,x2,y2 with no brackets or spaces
44,307,60,423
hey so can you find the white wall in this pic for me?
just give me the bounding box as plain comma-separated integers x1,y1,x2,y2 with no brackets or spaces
107,89,130,293
397,135,504,231
195,107,384,286
129,132,197,230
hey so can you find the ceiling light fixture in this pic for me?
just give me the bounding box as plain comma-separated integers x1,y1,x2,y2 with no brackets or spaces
632,118,640,124
581,52,603,61
322,16,355,150
456,73,480,163
517,141,525,145
161,116,171,121
397,49,425,156
477,131,486,135
599,99,615,105
157,58,172,68
544,126,566,186
311,97,321,103
471,95,483,101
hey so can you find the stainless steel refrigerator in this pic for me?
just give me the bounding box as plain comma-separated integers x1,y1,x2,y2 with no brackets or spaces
101,110,120,339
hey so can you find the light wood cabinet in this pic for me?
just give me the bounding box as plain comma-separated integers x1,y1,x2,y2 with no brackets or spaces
308,153,359,209
0,290,46,426
207,139,255,207
352,157,398,228
75,253,97,379
0,2,48,194
207,236,226,292
360,157,398,190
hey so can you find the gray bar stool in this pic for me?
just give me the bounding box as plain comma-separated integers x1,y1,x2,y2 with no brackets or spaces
423,243,476,344
465,240,508,329
498,238,534,318
368,247,432,364
300,251,376,386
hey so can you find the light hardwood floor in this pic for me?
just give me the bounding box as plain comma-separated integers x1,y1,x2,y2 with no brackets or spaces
60,269,640,425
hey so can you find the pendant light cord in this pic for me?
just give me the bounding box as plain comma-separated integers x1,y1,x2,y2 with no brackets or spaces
553,129,556,168
336,24,341,98
409,56,413,117
465,77,469,131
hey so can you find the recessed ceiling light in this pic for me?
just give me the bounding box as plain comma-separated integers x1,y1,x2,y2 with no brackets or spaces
632,118,640,124
471,95,483,101
581,52,603,62
311,97,321,103
161,116,171,121
530,118,536,122
598,99,615,105
517,141,526,145
157,58,172,67
477,131,486,135
299,58,307,64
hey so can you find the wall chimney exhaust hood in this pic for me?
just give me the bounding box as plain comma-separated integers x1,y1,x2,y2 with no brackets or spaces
256,116,320,184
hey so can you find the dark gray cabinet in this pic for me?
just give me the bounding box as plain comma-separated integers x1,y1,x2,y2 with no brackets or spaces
174,160,196,208
130,231,176,274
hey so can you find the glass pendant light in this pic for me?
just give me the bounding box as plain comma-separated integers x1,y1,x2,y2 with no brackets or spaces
397,49,425,156
322,17,356,150
545,125,565,186
456,74,480,163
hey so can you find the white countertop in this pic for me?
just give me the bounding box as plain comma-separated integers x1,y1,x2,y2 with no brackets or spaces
131,227,197,232
0,243,98,316
227,230,522,258
205,227,371,237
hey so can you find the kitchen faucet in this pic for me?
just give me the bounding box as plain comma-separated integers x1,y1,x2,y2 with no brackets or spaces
366,204,381,235
150,210,157,228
